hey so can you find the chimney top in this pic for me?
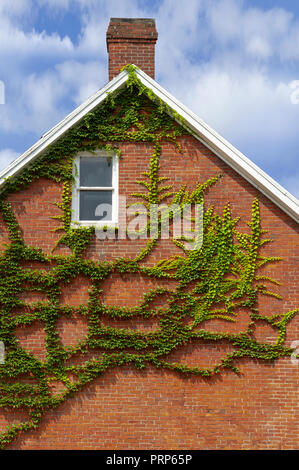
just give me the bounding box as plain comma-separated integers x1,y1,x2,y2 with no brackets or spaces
110,18,156,24
106,18,158,81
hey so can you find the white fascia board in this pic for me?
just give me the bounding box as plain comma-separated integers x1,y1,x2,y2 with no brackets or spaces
135,69,299,223
0,66,298,223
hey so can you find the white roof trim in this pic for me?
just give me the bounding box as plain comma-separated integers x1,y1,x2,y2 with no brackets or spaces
0,67,298,223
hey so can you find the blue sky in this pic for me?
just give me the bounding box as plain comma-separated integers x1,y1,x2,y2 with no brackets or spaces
0,0,299,198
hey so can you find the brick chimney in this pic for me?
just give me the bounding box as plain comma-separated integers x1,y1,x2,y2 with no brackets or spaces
106,18,158,81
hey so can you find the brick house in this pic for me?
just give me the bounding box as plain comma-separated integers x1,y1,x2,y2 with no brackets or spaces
0,18,298,450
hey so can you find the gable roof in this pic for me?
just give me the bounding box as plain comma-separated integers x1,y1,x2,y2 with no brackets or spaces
0,67,298,223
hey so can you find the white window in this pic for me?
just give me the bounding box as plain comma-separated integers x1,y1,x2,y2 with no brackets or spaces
71,151,118,227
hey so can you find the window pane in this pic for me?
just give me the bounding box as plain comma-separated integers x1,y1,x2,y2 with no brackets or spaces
80,157,113,187
79,191,113,221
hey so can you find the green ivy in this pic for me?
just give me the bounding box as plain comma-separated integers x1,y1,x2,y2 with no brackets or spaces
0,65,297,448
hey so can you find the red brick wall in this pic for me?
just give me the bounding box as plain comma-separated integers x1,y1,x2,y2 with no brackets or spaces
0,134,298,449
106,18,158,80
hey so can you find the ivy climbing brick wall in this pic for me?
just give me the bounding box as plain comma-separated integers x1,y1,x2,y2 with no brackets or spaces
0,73,298,450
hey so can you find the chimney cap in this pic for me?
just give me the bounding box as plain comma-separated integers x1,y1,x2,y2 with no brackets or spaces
109,18,156,23
107,18,158,41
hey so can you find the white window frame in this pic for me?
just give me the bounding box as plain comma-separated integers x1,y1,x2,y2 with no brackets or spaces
71,150,119,228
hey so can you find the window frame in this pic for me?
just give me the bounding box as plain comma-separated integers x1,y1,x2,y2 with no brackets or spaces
71,150,119,227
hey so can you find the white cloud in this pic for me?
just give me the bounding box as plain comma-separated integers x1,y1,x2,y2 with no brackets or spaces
0,0,32,16
76,17,108,58
206,0,299,61
155,0,205,79
0,70,68,135
0,0,73,63
0,60,108,135
158,52,299,191
0,21,73,58
75,0,152,57
22,72,67,129
56,60,106,104
182,65,299,145
0,149,20,172
246,36,272,59
37,0,71,9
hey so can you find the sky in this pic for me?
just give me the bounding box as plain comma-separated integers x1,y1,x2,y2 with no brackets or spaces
0,0,299,199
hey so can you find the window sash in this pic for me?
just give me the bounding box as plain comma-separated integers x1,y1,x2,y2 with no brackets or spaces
79,155,113,187
71,151,118,226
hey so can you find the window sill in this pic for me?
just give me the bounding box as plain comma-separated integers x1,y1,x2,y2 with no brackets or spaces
70,221,119,229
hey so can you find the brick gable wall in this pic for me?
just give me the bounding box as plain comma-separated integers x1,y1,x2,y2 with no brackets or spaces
1,131,298,450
